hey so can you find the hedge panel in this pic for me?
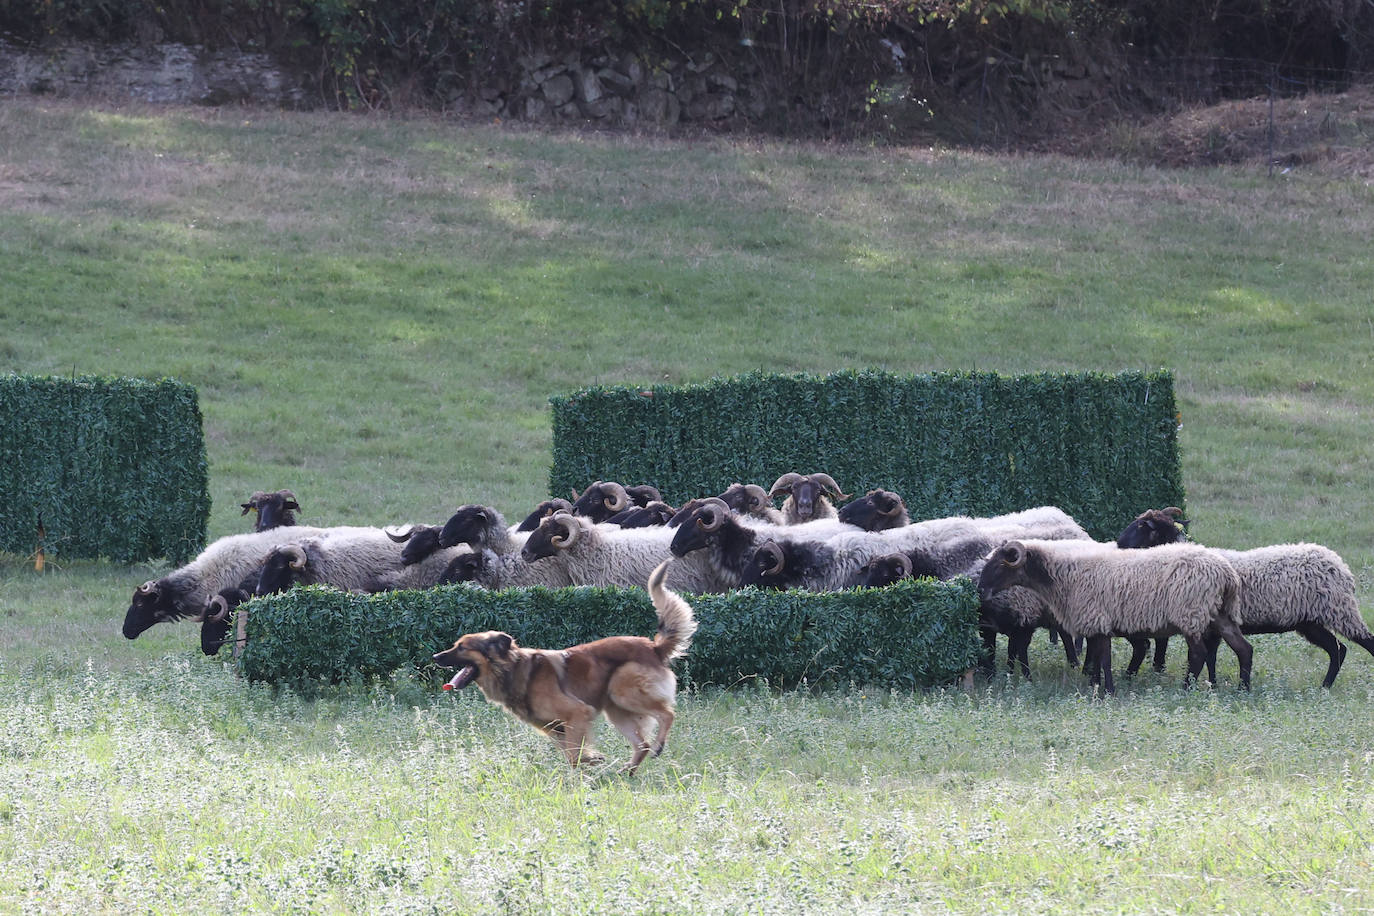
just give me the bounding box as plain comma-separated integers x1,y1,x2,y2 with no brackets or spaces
0,375,209,564
549,369,1182,540
236,578,982,692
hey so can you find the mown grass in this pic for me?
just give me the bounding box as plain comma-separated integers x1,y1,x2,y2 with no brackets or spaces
3,97,1374,912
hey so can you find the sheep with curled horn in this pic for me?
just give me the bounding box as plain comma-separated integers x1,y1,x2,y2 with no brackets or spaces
979,538,1253,694
197,581,255,658
122,524,364,639
437,545,574,590
515,498,574,533
768,472,849,525
624,484,663,508
240,489,301,532
569,481,632,524
718,483,785,525
256,527,472,596
522,509,730,593
1115,507,1374,688
837,489,910,532
669,497,852,589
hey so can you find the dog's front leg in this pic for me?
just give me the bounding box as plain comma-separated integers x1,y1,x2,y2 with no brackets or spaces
546,714,603,767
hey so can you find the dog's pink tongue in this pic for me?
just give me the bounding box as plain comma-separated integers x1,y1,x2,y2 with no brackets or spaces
444,665,476,691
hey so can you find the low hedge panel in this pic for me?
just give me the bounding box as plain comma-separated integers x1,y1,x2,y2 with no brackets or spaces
0,375,209,564
236,578,983,692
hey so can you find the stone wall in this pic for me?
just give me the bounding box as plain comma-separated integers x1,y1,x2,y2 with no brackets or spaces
0,38,308,107
0,38,768,128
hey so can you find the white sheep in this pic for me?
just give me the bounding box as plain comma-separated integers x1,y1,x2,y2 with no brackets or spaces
978,538,1253,693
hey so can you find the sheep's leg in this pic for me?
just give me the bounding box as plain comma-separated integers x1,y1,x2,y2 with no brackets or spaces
978,626,998,678
1007,627,1034,679
1124,637,1151,677
1295,623,1346,688
1211,618,1252,690
1152,636,1170,673
1056,626,1081,669
1183,636,1208,688
1203,633,1220,685
1086,635,1113,694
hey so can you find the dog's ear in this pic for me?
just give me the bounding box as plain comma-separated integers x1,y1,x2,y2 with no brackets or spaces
485,632,514,656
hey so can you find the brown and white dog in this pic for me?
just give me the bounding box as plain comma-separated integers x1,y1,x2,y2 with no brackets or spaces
433,559,696,774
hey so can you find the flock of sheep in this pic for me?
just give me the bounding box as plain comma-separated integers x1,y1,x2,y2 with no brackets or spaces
119,475,1374,692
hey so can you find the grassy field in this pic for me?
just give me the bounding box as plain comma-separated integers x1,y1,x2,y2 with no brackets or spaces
2,97,1374,913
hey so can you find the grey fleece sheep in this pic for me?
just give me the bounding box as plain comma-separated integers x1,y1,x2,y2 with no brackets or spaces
437,546,574,589
522,510,729,593
257,527,462,595
979,538,1253,693
122,524,344,639
1117,509,1374,688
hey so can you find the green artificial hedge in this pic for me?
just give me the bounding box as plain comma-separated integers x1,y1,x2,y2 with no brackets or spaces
0,375,209,565
550,369,1183,541
236,578,982,692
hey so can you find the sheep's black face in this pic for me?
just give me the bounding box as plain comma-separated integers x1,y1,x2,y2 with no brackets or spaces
439,552,485,584
438,506,499,549
1116,512,1187,550
858,556,910,588
624,485,662,508
837,490,905,532
255,493,299,531
791,480,821,520
122,578,185,638
520,521,563,563
739,542,809,590
669,514,712,557
401,526,443,566
199,588,247,656
256,549,300,595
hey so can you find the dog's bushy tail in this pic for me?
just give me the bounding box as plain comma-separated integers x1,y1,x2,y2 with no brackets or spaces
648,559,697,663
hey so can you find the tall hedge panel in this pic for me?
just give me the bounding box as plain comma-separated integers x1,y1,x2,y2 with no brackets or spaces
549,369,1183,540
237,578,982,692
0,375,209,565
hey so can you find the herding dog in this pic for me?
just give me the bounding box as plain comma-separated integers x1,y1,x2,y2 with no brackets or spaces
433,559,697,774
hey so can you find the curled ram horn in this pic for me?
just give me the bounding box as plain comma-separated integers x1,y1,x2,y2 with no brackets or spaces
240,491,268,515
696,497,731,532
757,541,786,576
743,484,771,513
809,472,849,501
138,580,158,596
889,552,913,579
601,482,630,513
549,511,578,548
768,472,804,498
1000,541,1027,568
277,489,300,510
208,593,231,623
282,544,309,571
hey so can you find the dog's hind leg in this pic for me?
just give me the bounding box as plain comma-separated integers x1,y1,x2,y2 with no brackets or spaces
606,707,656,774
